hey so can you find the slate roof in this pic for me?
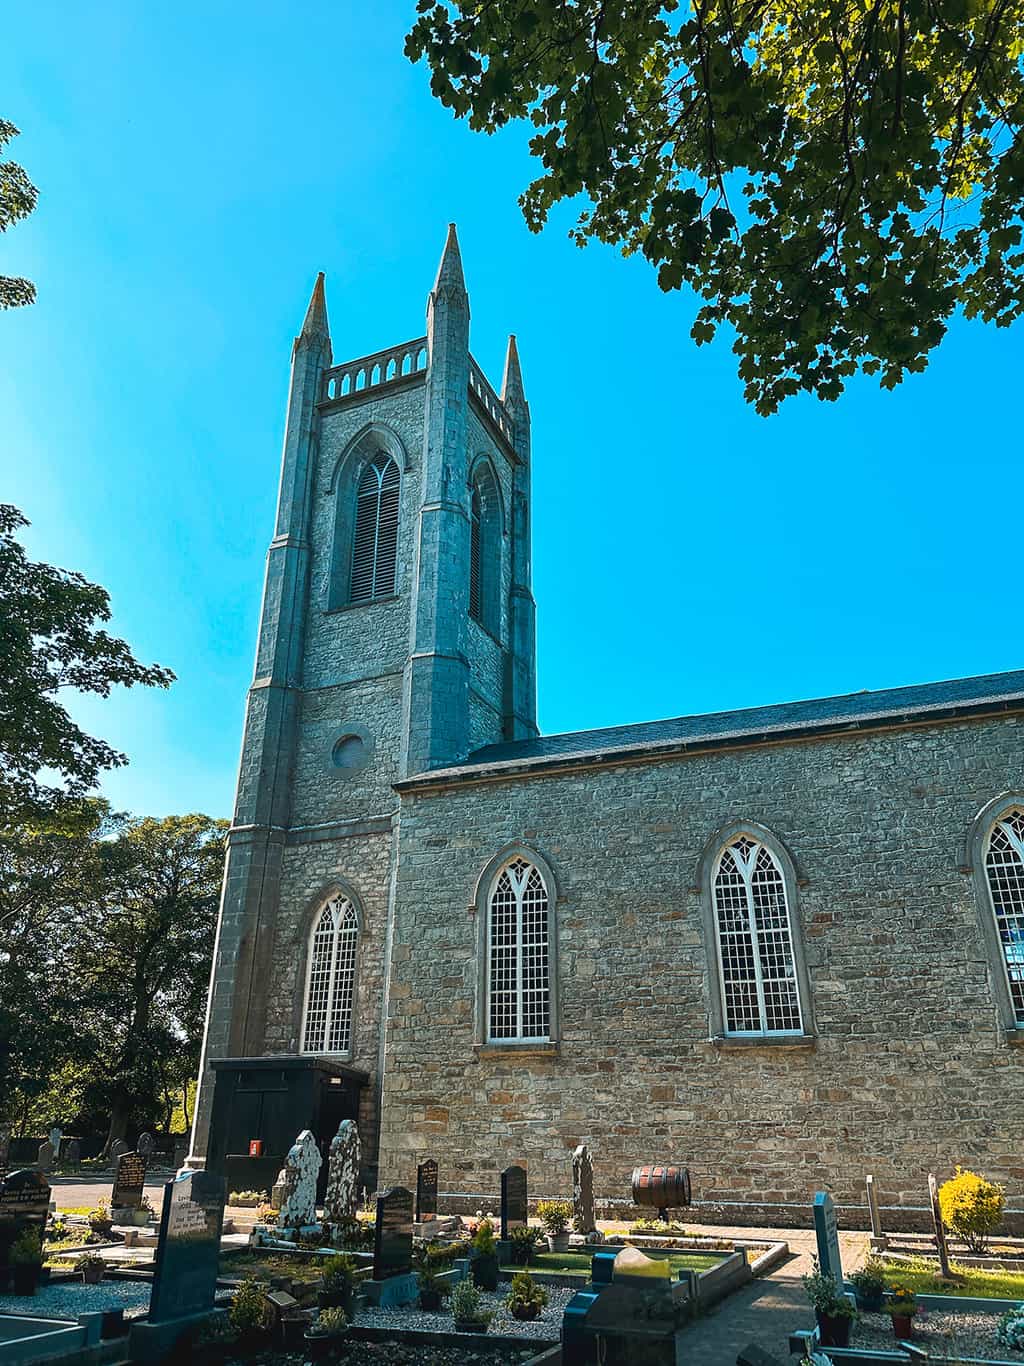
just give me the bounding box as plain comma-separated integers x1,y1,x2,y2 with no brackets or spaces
398,668,1024,789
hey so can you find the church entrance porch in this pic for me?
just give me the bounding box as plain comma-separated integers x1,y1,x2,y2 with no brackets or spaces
205,1055,368,1201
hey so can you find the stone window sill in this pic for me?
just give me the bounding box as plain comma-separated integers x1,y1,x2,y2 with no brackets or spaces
710,1033,816,1052
475,1042,560,1060
1006,1028,1024,1047
325,595,399,616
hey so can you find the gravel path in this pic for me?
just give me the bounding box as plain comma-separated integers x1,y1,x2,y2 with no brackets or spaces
854,1308,1023,1359
355,1286,574,1342
0,1280,152,1318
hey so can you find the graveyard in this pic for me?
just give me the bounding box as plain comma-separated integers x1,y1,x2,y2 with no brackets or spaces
1,1125,1023,1366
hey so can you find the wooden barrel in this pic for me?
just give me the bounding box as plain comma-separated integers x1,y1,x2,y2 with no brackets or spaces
631,1164,692,1213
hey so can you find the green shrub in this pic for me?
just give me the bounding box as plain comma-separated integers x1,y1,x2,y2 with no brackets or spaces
321,1252,358,1309
472,1219,496,1256
536,1200,572,1236
849,1259,886,1295
938,1168,1005,1253
996,1309,1024,1352
505,1270,547,1320
509,1225,539,1265
9,1230,43,1267
450,1277,491,1327
311,1307,348,1336
802,1261,857,1319
228,1278,268,1334
87,1205,112,1237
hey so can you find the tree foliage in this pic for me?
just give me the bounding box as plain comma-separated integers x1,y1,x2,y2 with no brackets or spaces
0,119,37,310
408,0,1024,413
0,505,175,822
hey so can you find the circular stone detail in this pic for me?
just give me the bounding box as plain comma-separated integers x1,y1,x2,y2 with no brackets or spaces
332,734,366,769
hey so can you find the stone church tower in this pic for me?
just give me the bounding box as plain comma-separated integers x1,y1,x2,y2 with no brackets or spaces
190,226,537,1174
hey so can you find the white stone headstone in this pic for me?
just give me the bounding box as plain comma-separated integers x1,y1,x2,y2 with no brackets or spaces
324,1119,361,1225
277,1130,322,1230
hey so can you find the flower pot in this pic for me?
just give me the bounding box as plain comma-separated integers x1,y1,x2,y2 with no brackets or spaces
546,1233,570,1253
11,1264,41,1296
511,1303,540,1321
419,1288,444,1311
892,1313,915,1340
471,1252,499,1291
454,1318,488,1334
303,1332,332,1361
83,1266,105,1285
855,1288,884,1312
816,1312,852,1347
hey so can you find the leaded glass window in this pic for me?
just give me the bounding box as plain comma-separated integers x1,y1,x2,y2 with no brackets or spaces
984,809,1024,1025
301,895,359,1054
350,453,399,603
487,857,550,1042
713,835,803,1035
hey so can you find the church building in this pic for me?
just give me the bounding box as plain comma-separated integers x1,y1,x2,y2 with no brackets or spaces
191,226,1024,1226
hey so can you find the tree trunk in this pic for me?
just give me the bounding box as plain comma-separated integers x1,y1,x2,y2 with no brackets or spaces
102,1091,131,1158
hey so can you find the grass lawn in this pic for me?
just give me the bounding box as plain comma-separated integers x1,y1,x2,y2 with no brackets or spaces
219,1249,329,1285
881,1257,1024,1300
504,1250,723,1278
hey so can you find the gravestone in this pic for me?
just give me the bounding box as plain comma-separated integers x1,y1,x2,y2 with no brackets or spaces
865,1175,887,1251
373,1186,414,1279
323,1119,361,1226
573,1143,597,1233
813,1191,843,1286
416,1158,438,1222
0,1170,51,1271
137,1131,156,1160
149,1169,226,1321
36,1140,55,1171
501,1164,528,1240
928,1173,954,1280
48,1127,61,1155
110,1138,130,1162
112,1151,148,1211
65,1139,81,1166
277,1130,321,1229
0,1128,10,1172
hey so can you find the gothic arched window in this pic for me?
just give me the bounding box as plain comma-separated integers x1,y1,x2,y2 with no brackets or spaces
468,460,501,637
713,835,803,1035
301,895,359,1054
350,453,399,604
983,808,1024,1025
487,857,550,1042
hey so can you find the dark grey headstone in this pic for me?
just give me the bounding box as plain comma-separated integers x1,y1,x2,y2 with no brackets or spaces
149,1170,226,1323
112,1151,147,1209
36,1141,55,1171
372,1186,413,1280
110,1138,130,1162
0,1129,9,1171
416,1159,438,1222
137,1132,156,1159
0,1170,51,1269
65,1139,81,1165
501,1164,528,1239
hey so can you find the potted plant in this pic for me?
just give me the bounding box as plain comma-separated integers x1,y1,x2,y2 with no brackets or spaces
78,1252,107,1285
228,1277,269,1350
87,1205,113,1239
304,1307,349,1358
131,1196,152,1227
450,1278,492,1334
318,1253,358,1314
470,1218,499,1291
9,1229,44,1296
885,1286,919,1339
509,1225,539,1266
802,1263,857,1348
414,1243,449,1310
537,1200,572,1253
849,1259,886,1312
505,1270,548,1322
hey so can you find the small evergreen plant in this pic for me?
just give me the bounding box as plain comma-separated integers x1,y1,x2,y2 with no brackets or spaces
938,1168,1005,1253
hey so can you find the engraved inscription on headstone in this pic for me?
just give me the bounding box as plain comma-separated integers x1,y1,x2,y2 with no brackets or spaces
149,1169,227,1323
501,1164,528,1240
0,1170,51,1268
324,1119,361,1226
416,1159,438,1222
373,1186,413,1280
573,1144,596,1233
813,1191,843,1286
112,1151,148,1210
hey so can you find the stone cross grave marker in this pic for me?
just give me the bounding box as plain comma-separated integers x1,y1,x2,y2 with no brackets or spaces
149,1169,226,1324
928,1173,954,1280
813,1191,843,1286
324,1119,361,1226
137,1132,156,1160
573,1143,597,1233
112,1151,148,1211
36,1140,54,1171
865,1175,888,1251
0,1170,50,1274
277,1129,321,1230
416,1158,438,1222
501,1164,528,1240
373,1186,413,1280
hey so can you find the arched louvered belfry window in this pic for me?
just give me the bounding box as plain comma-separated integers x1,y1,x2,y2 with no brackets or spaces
350,453,399,604
487,857,550,1042
301,895,359,1054
470,485,483,623
983,808,1024,1025
713,835,803,1035
468,460,501,637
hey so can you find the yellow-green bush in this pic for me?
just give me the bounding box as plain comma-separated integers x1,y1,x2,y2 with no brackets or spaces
938,1168,1004,1253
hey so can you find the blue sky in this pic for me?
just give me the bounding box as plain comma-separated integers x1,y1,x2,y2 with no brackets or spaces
3,1,1020,820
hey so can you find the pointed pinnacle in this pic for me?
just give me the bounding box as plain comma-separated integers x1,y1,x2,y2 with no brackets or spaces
501,334,526,407
298,271,330,343
432,222,468,297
